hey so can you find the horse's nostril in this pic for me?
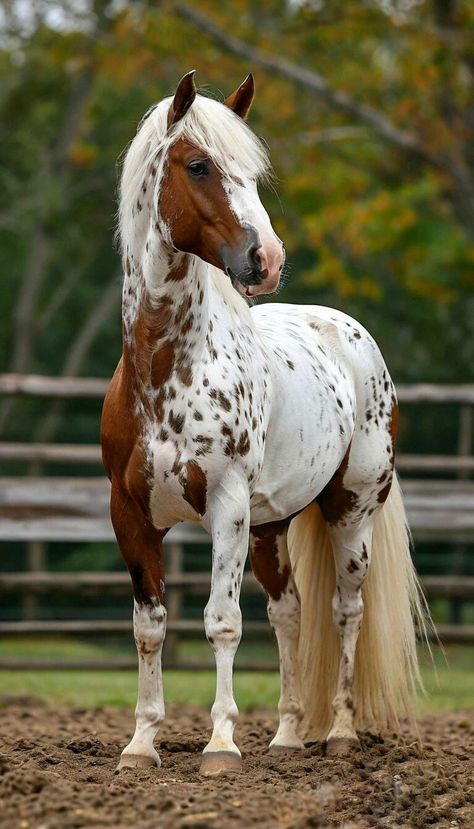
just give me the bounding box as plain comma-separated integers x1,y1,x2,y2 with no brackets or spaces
247,244,261,271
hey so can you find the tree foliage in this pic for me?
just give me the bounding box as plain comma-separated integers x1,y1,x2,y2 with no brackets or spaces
0,0,472,444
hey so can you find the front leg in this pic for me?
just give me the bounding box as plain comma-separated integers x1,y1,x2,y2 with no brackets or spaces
200,473,250,777
110,483,167,769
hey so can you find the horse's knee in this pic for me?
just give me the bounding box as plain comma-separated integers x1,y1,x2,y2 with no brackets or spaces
136,701,164,727
133,600,167,654
204,602,242,650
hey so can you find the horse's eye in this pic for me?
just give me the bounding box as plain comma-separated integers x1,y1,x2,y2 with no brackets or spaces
187,160,209,178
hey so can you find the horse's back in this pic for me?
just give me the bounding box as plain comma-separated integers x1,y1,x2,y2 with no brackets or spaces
251,302,387,381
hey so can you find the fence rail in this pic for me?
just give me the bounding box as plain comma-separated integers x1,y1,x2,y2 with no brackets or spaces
1,373,473,403
0,620,472,646
1,476,473,541
1,572,473,599
2,442,474,473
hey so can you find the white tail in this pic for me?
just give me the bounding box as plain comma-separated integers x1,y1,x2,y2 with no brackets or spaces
288,475,431,740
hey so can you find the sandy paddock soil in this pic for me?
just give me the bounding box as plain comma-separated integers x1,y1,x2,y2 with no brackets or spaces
0,699,472,829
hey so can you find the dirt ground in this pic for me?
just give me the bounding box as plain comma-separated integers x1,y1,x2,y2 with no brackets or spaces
0,699,472,829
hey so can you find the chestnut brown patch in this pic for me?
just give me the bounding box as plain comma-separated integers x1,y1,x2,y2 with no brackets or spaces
387,395,399,466
250,519,292,601
317,444,359,525
110,484,167,605
150,340,176,388
377,481,393,503
155,387,166,422
180,459,207,516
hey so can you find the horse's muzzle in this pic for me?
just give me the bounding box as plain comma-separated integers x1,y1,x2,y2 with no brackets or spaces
219,227,272,297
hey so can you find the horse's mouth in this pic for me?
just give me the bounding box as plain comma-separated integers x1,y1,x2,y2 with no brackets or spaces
227,267,267,298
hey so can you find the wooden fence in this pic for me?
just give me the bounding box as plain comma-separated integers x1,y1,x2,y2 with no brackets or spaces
0,374,473,669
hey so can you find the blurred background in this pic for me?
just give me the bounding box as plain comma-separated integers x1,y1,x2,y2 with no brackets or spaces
0,0,472,709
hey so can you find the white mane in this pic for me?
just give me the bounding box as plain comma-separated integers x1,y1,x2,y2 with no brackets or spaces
118,93,272,261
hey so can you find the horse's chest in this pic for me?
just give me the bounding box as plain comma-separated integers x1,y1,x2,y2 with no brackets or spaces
145,386,266,528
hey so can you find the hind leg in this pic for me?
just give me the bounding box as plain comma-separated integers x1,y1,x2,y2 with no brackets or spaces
250,520,304,750
325,519,374,755
319,444,395,750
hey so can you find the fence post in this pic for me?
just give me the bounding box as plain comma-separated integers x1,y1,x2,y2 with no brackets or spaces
450,404,472,625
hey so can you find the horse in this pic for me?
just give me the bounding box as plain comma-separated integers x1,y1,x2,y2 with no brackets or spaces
101,70,428,777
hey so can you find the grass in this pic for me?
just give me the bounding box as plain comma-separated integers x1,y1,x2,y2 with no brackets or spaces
0,638,472,713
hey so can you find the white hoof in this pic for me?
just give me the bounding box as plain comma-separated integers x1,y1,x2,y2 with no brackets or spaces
270,733,304,751
116,748,161,770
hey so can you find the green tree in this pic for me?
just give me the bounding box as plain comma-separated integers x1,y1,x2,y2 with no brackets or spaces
0,0,472,449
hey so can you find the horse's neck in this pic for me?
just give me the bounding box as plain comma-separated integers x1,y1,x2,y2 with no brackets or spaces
123,247,246,404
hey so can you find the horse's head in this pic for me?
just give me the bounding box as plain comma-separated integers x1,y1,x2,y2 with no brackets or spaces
157,71,285,298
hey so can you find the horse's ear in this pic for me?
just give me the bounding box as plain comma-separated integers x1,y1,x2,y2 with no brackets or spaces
168,70,197,128
224,74,255,121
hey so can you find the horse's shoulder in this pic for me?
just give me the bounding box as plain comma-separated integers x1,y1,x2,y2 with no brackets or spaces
101,355,142,482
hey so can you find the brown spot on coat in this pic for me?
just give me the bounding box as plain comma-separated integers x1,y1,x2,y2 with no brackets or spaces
177,362,193,387
168,410,185,434
195,435,213,456
216,390,232,412
222,423,237,456
237,430,250,456
387,396,399,467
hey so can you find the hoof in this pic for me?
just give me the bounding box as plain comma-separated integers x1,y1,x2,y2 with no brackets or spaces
199,750,242,777
116,751,160,771
269,741,304,753
326,736,360,757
